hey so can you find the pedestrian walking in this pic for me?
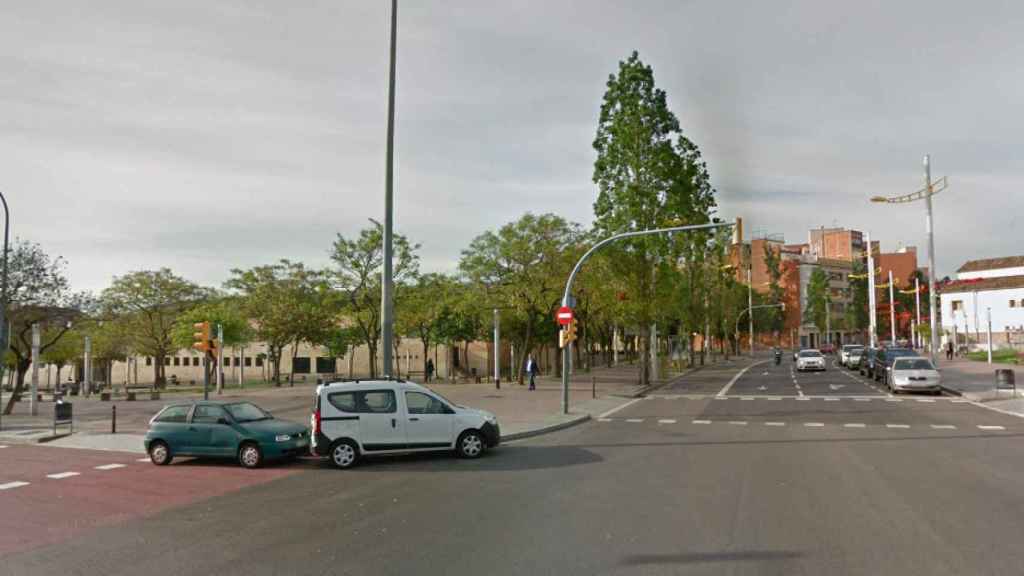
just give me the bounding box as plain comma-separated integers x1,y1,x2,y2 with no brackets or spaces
526,354,538,391
426,358,435,382
946,341,954,361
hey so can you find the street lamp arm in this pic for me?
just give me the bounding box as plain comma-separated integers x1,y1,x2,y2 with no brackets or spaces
561,220,736,306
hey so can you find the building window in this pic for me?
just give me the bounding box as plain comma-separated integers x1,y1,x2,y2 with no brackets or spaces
145,357,152,366
244,357,252,367
255,356,264,367
316,357,337,374
293,357,311,374
952,300,963,312
173,357,181,366
193,357,200,367
164,357,171,366
224,357,232,367
1012,300,1018,308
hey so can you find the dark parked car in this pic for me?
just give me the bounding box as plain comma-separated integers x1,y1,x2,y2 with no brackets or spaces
874,348,918,386
144,401,309,469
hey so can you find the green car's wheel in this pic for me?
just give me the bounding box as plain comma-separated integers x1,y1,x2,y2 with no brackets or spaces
149,441,172,466
238,442,263,469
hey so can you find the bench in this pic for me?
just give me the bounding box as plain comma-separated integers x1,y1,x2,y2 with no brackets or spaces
124,385,159,401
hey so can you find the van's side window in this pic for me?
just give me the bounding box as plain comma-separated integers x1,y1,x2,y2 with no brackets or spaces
328,392,357,413
358,390,397,414
405,392,447,415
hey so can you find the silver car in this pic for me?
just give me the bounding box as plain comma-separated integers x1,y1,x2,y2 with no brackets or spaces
840,345,864,367
845,347,864,369
796,350,827,372
888,357,941,394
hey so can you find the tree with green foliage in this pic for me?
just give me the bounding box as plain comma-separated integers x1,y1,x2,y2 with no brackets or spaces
2,239,88,415
330,220,419,378
847,260,870,336
804,268,830,336
592,51,717,384
397,273,455,377
225,260,328,385
100,268,209,386
460,213,581,384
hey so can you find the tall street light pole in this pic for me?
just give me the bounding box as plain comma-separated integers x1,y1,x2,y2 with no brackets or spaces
381,0,398,378
866,232,878,349
0,192,8,431
870,156,946,363
747,267,754,357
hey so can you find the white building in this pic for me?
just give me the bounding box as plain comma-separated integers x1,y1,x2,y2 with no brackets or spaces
939,256,1024,350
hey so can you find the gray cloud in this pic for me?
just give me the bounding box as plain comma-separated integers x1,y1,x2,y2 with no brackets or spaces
1,0,1021,292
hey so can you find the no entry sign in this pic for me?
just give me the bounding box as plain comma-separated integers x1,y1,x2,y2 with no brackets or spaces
556,306,574,325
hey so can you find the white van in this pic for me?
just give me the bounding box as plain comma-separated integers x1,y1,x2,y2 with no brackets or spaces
310,379,500,469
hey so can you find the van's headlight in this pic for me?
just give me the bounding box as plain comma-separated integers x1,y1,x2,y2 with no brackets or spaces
275,434,292,442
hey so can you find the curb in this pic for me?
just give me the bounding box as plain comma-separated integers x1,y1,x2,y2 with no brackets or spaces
940,385,964,398
502,414,591,443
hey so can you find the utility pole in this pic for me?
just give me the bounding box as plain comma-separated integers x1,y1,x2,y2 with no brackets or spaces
889,270,897,345
612,324,618,366
866,232,878,349
30,323,40,416
923,155,939,362
747,267,754,357
986,307,993,364
216,323,224,394
825,293,831,348
915,277,922,349
239,346,245,389
380,0,398,378
84,335,92,398
493,308,500,388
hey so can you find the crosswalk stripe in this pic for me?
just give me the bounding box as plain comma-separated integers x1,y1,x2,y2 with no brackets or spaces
47,472,80,479
886,399,903,402
764,422,786,426
931,425,956,430
854,398,871,402
728,421,748,426
804,423,825,427
625,419,644,423
657,419,677,424
886,424,910,429
692,420,712,424
824,398,840,401
0,481,30,490
597,418,613,422
844,423,866,428
94,464,127,470
137,458,153,462
916,399,936,403
951,399,970,403
0,445,8,449
978,425,1006,431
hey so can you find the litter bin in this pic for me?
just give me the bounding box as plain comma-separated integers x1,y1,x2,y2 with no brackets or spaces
996,369,1016,390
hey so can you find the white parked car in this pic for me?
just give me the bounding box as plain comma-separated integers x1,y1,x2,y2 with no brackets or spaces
845,347,865,370
796,350,827,372
888,357,942,394
840,345,864,367
311,380,500,469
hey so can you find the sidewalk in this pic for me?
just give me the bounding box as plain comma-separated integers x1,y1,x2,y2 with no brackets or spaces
938,358,1020,401
0,359,715,450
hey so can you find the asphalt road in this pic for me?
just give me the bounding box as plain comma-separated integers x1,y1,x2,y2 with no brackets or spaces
6,356,1024,575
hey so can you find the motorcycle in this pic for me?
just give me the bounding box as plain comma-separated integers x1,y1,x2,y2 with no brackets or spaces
773,349,782,365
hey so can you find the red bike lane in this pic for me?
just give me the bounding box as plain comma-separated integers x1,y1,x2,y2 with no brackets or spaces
0,444,304,557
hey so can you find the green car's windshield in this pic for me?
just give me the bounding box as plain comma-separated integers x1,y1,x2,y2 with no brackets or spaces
224,402,272,423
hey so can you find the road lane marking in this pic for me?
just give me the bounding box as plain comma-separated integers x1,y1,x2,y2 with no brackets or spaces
137,458,152,462
625,418,644,423
886,399,903,402
765,422,786,426
94,464,127,470
886,424,910,429
716,359,769,397
714,397,728,401
765,397,782,401
844,423,866,428
598,398,643,419
804,423,825,427
597,418,613,422
692,420,712,424
0,445,7,449
658,419,677,424
741,397,755,401
854,398,871,402
47,472,80,479
0,481,30,490
916,399,935,403
728,421,748,426
931,425,956,430
796,397,810,401
951,399,970,403
978,425,1006,431
824,398,840,402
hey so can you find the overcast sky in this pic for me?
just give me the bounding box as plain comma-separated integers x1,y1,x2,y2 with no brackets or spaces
2,0,1021,292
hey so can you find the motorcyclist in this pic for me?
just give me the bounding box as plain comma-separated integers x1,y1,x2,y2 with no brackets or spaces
773,347,782,365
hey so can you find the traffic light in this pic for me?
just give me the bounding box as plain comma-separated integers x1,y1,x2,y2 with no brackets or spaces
559,328,568,349
192,321,212,354
566,319,578,344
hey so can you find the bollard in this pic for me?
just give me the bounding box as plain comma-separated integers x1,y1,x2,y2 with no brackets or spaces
111,405,116,434
592,376,596,399
495,377,500,390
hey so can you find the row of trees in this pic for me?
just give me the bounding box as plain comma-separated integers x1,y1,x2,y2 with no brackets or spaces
3,51,771,412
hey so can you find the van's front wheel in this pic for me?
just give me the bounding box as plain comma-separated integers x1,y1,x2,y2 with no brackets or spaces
330,439,360,469
456,430,485,459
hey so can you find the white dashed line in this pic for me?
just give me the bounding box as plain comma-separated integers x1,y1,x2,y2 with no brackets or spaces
765,397,782,401
916,399,935,403
804,423,825,428
824,398,840,402
658,419,677,424
0,481,30,490
951,399,970,403
796,397,811,401
714,397,728,401
728,421,748,426
886,399,903,402
598,398,643,419
692,420,712,425
930,425,956,430
978,425,1006,431
765,422,786,426
625,419,644,423
137,458,152,462
46,472,80,479
886,424,911,429
597,418,613,422
741,397,755,401
0,445,8,449
94,464,127,470
844,423,866,428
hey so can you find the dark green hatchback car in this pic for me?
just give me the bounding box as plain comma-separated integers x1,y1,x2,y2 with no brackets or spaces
144,401,309,468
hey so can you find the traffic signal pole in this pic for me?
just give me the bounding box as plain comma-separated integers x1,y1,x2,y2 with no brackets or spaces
557,219,741,415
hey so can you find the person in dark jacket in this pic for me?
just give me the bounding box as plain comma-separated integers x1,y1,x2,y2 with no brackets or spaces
426,358,435,382
526,354,539,390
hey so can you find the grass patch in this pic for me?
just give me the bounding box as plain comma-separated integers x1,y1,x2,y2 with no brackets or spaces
967,349,1021,364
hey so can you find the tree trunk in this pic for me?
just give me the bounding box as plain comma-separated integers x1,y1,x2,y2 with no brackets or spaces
153,356,163,388
421,338,430,378
639,325,650,387
2,359,31,415
366,343,378,379
517,320,534,385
